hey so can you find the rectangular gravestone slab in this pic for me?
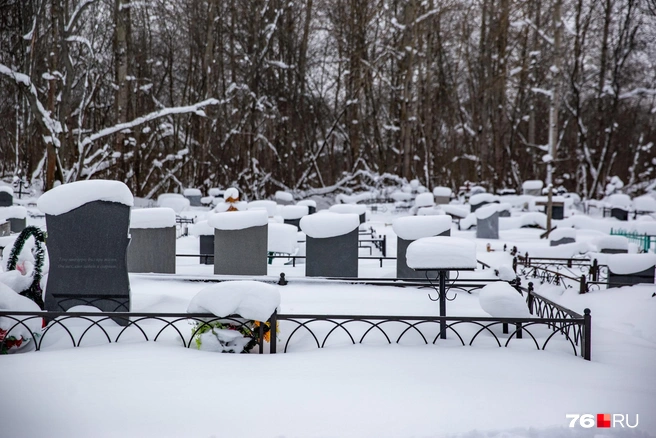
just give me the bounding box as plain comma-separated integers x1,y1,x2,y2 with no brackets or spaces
44,201,131,320
185,195,202,207
9,217,26,233
0,192,12,207
127,227,176,273
396,229,450,279
552,205,564,220
200,235,215,265
0,221,9,236
608,266,655,288
610,208,629,221
306,229,358,278
600,248,628,254
550,237,575,246
470,201,490,213
476,212,499,239
214,225,268,275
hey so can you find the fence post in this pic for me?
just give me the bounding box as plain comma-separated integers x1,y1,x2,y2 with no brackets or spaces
591,259,598,282
269,310,278,354
382,234,387,257
512,256,517,273
579,275,587,294
583,308,591,361
527,282,534,315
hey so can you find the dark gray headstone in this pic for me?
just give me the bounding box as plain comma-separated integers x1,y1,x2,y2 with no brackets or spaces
127,227,176,273
550,237,575,247
397,229,450,279
600,248,628,254
552,205,564,220
470,201,490,213
214,225,268,275
476,212,499,239
307,206,317,215
0,221,9,237
0,192,12,207
358,212,366,224
185,195,202,207
611,208,629,221
306,229,358,278
498,209,511,218
44,201,131,318
284,218,301,230
200,235,215,264
8,217,26,233
608,266,655,288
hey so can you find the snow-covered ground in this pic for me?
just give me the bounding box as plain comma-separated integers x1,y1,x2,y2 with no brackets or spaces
1,202,655,437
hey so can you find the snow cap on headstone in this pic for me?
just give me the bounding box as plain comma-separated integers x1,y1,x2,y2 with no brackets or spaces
393,215,451,240
406,236,477,270
223,187,240,202
37,180,133,216
130,207,176,229
209,210,268,230
300,212,359,238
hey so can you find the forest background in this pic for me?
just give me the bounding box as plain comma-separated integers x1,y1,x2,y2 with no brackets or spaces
1,0,655,200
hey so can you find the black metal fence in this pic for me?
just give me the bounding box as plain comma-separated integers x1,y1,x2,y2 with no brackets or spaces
1,281,591,360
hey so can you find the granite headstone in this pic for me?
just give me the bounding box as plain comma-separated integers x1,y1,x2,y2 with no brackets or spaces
397,229,450,279
214,225,268,275
127,227,176,273
200,235,215,264
306,229,358,278
476,212,499,239
0,191,12,207
44,200,131,317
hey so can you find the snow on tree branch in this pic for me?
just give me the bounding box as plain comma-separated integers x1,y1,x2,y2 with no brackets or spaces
0,62,62,148
80,98,223,148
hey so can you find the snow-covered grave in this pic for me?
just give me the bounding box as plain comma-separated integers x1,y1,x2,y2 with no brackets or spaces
37,180,133,317
469,193,497,213
190,220,215,264
127,208,177,274
522,179,543,196
393,215,451,279
296,199,317,214
300,212,360,278
600,253,656,288
475,204,500,240
534,195,566,220
268,223,298,258
328,203,367,224
209,210,268,276
432,186,452,204
281,205,309,229
633,194,656,215
275,190,294,205
549,227,576,247
156,193,190,213
0,205,27,233
595,235,629,254
0,185,12,207
182,188,202,207
413,192,435,211
606,193,632,221
187,281,280,353
247,200,278,217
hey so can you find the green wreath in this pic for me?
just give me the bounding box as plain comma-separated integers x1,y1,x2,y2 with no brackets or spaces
191,319,272,353
6,226,46,309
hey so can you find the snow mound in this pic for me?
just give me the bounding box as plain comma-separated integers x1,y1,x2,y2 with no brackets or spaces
393,216,451,240
459,213,477,230
495,265,517,282
607,194,631,209
300,212,360,238
0,206,27,220
499,212,547,230
417,207,441,216
0,185,13,195
281,205,309,220
38,180,133,215
595,235,629,251
432,186,452,197
157,194,190,213
475,204,499,220
522,180,543,190
479,282,530,318
441,205,469,219
275,191,294,202
223,188,239,201
414,192,435,208
208,188,223,197
328,204,367,215
469,193,496,206
247,200,277,217
130,208,176,229
390,191,413,202
189,220,214,236
406,237,477,269
633,195,656,212
549,227,576,241
605,254,656,274
183,188,201,197
0,282,42,342
187,281,280,321
209,210,268,230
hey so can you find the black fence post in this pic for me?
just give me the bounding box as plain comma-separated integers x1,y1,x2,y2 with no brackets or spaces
583,308,591,361
527,282,534,315
269,310,278,354
512,256,517,273
591,259,598,282
579,275,587,294
382,234,387,257
516,323,523,339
